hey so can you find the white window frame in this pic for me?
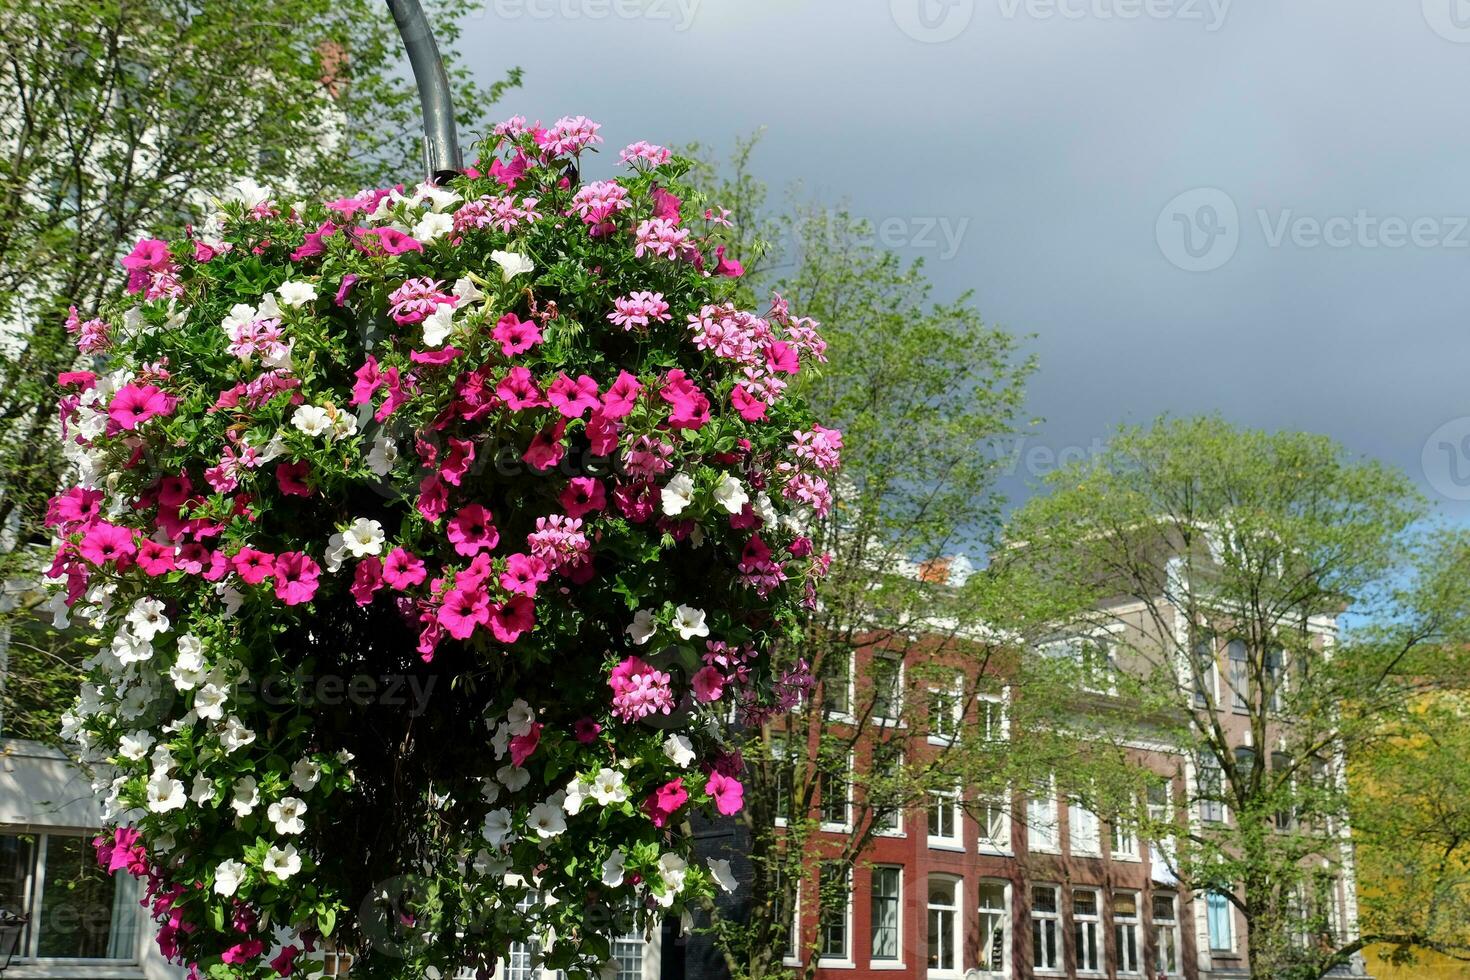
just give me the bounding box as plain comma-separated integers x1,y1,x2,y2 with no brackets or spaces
868,865,904,969
976,794,1011,854
1068,798,1100,857
926,786,962,850
926,676,964,745
1196,756,1227,824
819,753,854,832
1227,638,1249,712
0,830,145,967
870,652,904,725
778,871,802,967
1151,891,1181,977
821,650,855,721
771,735,792,828
1113,890,1142,975
977,878,1011,978
817,863,854,967
869,749,906,838
1026,778,1059,854
1072,887,1103,975
925,875,962,978
1110,814,1139,861
1190,634,1218,708
977,691,1008,742
1030,883,1063,975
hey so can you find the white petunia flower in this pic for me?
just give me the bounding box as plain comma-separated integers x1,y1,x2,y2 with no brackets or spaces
194,682,228,721
673,605,709,640
190,773,215,806
330,410,358,441
231,777,259,818
219,715,256,753
420,303,456,347
482,808,514,847
707,857,737,893
491,250,535,282
661,473,695,516
213,859,247,897
662,734,696,768
323,532,350,574
146,771,186,813
528,801,567,838
267,797,308,835
562,776,588,816
276,280,318,307
626,609,657,646
291,759,321,792
118,730,155,761
753,492,778,528
601,849,626,887
292,405,332,438
655,853,688,907
342,517,385,557
127,596,171,641
366,433,399,477
263,844,302,880
413,210,454,243
452,277,485,304
481,778,502,807
590,768,629,806
505,699,535,736
497,765,531,792
112,627,153,666
713,473,749,514
412,182,461,212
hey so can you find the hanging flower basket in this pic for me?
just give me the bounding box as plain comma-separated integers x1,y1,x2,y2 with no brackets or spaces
47,114,840,979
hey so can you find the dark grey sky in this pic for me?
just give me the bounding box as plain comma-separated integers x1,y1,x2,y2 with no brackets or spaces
457,0,1470,518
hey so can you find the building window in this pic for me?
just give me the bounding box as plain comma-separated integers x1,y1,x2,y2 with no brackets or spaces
1206,891,1234,951
0,833,140,961
977,880,1010,977
1152,892,1180,975
1272,751,1295,830
1027,779,1059,853
871,654,903,722
506,889,545,980
926,876,961,976
1227,638,1249,711
822,651,852,716
1114,892,1141,975
1264,648,1284,713
819,864,852,962
1197,756,1226,823
774,869,799,963
977,693,1007,741
977,796,1009,852
927,787,961,847
1111,816,1138,860
1192,634,1216,707
1069,799,1100,856
611,933,645,980
1030,884,1061,973
870,748,905,836
870,866,902,964
819,755,852,829
927,678,962,743
1073,888,1102,974
770,736,792,825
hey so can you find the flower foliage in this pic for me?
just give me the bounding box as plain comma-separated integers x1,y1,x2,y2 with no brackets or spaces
46,115,839,979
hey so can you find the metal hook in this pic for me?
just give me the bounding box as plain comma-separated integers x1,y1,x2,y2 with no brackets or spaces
386,0,463,184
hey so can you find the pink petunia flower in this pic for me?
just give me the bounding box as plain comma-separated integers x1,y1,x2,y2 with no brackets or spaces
351,557,384,605
436,587,490,639
78,523,136,566
273,552,321,605
446,504,499,557
509,721,543,767
491,313,542,356
690,665,725,703
275,461,311,497
383,548,427,589
489,595,535,643
559,477,606,519
108,384,173,430
499,553,549,597
704,771,745,816
547,373,600,419
231,548,276,585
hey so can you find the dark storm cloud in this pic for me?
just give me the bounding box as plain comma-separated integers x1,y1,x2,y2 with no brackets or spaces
457,0,1470,518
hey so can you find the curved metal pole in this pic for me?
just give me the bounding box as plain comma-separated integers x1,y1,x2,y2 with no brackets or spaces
386,0,463,183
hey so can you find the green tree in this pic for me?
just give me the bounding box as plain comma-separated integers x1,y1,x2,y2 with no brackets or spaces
1000,415,1470,980
0,0,518,737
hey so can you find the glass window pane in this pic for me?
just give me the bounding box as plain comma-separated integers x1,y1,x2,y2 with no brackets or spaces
36,836,137,959
870,868,900,961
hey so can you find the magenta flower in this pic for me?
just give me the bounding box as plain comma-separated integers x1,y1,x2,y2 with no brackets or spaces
491,313,542,356
704,771,745,816
436,587,490,639
136,540,177,577
609,655,675,722
496,365,546,410
120,238,173,293
417,474,449,522
231,548,276,585
601,371,643,420
500,553,549,597
383,548,427,589
446,504,499,557
108,384,173,430
78,523,136,566
221,940,265,966
272,552,321,606
547,373,600,419
275,461,311,498
351,557,384,605
522,422,567,473
572,718,602,744
642,777,689,828
508,721,543,767
439,437,475,486
269,945,302,978
690,665,725,704
559,477,606,519
489,595,535,643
